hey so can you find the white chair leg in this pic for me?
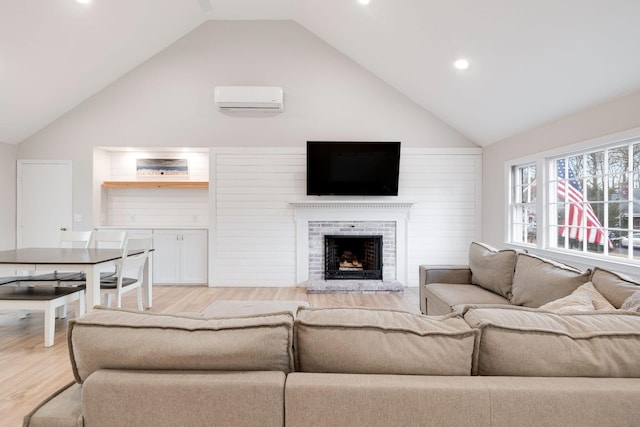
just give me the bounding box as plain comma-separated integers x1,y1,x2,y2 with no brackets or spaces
43,303,55,347
136,287,143,311
105,293,112,307
116,292,122,309
78,291,86,315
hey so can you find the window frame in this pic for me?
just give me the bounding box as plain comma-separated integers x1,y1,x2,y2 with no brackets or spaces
505,127,640,275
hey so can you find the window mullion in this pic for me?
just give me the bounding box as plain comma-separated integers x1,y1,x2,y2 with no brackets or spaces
538,158,547,250
603,151,609,255
581,154,588,252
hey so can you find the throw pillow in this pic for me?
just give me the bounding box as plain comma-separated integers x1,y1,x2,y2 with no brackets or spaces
580,281,616,311
591,267,640,308
621,290,640,312
538,292,595,313
469,242,520,299
510,253,591,308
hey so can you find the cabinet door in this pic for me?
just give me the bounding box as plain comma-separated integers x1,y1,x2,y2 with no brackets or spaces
180,230,208,284
152,230,181,284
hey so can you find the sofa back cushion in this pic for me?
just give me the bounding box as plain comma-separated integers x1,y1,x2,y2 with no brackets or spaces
294,307,477,375
510,253,591,307
591,267,640,308
469,242,520,299
464,306,640,377
68,307,294,383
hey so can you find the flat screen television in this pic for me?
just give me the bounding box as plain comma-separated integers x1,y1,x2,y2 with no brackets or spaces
306,141,401,196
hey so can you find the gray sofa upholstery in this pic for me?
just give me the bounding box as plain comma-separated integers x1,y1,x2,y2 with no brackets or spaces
26,255,640,426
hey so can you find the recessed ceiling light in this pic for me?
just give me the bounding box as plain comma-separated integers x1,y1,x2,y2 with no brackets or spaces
453,58,470,70
358,0,371,5
76,0,91,4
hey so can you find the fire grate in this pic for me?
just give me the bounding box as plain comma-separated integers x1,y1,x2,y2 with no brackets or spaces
324,235,382,280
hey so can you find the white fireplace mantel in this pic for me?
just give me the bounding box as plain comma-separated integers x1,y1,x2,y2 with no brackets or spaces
291,200,413,285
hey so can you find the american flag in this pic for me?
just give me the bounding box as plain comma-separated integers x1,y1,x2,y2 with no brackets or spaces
556,159,611,247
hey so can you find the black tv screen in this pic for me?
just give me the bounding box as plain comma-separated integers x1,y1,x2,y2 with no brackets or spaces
306,141,401,196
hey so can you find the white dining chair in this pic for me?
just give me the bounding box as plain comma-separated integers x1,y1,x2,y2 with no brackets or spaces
89,230,128,279
100,235,153,310
89,230,128,250
59,230,93,249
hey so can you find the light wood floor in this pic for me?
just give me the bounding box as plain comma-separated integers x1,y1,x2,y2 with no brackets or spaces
0,286,420,427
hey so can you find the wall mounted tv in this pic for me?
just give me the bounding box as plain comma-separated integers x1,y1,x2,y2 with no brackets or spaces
306,141,401,196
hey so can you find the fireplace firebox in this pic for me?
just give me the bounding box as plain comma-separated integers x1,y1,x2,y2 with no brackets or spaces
324,235,383,280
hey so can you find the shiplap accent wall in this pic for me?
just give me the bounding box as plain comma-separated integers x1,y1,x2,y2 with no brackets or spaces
104,151,209,227
403,152,482,277
212,150,305,286
211,147,481,287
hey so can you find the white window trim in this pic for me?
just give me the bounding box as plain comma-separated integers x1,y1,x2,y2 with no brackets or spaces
504,126,640,277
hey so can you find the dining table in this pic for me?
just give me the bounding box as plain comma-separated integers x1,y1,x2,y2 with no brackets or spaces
0,247,152,313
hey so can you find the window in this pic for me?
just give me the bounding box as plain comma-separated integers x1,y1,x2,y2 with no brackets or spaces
511,163,537,245
509,137,640,262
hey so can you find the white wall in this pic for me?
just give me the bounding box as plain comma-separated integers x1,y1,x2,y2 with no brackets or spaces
482,89,640,247
0,142,17,250
17,20,475,232
212,147,481,287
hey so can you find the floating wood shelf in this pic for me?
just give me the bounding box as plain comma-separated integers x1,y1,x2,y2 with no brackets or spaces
103,181,209,189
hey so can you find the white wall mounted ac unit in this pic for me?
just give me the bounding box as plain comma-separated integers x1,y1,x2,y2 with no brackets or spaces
214,86,284,112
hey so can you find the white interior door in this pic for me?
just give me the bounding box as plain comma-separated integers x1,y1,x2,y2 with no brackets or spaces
17,160,72,248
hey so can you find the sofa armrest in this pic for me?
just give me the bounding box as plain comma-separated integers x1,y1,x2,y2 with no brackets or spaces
419,265,472,314
24,382,82,427
419,265,472,286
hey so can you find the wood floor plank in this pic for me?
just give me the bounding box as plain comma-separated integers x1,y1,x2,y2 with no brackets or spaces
0,286,419,427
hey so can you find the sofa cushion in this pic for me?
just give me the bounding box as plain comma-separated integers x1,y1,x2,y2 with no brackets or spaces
621,291,640,312
294,307,477,375
538,281,615,313
464,306,640,377
510,253,591,307
538,290,595,313
83,371,285,427
68,307,294,383
469,242,519,299
591,267,640,308
424,283,511,315
581,281,616,310
285,373,493,427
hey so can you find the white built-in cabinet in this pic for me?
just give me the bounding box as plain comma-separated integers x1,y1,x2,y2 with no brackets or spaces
152,229,208,285
97,228,208,285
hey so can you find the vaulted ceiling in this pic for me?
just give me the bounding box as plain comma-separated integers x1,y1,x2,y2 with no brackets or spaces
2,0,640,146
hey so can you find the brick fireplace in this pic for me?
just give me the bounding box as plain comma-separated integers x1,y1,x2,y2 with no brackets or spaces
292,201,412,291
308,222,394,281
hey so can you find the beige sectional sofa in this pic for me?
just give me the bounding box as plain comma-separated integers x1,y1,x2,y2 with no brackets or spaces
420,242,640,316
26,289,640,426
